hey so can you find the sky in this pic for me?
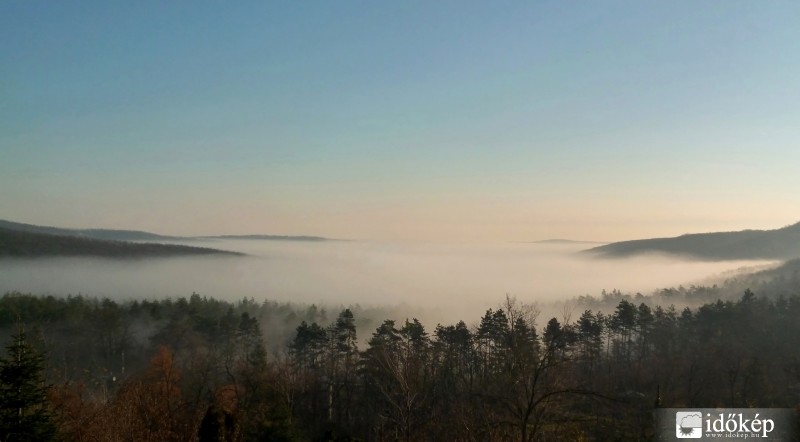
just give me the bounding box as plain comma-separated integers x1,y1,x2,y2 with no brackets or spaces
2,1,800,242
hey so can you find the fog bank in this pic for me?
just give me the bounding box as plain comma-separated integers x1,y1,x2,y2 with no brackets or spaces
0,240,774,324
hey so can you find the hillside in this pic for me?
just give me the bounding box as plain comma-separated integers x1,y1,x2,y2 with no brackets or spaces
586,221,800,260
0,220,332,243
0,228,243,258
0,219,183,242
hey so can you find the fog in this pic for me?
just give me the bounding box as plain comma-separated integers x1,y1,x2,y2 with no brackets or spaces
0,239,776,325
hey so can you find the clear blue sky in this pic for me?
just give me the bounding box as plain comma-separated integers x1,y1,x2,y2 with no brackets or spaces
2,1,799,241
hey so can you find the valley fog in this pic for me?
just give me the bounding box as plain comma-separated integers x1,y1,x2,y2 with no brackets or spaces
0,239,773,324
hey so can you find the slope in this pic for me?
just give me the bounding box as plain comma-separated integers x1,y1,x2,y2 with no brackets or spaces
586,221,800,260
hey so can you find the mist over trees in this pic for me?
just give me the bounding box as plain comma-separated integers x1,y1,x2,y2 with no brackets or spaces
2,283,800,440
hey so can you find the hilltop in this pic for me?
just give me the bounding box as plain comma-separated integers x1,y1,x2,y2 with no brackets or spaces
0,219,183,242
586,221,800,261
0,219,333,243
0,227,242,259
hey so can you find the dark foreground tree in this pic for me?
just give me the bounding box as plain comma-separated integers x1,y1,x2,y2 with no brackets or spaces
0,327,56,441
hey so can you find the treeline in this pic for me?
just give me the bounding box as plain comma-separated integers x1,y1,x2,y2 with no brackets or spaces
3,290,800,440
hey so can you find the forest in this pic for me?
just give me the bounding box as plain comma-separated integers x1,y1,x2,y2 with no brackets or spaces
2,282,800,441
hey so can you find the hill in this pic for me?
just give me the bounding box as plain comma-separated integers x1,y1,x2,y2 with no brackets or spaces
0,228,243,258
0,219,183,242
0,220,333,243
586,221,800,260
0,220,333,242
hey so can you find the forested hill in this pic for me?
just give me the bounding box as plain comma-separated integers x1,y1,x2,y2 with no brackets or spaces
0,219,182,242
585,221,800,260
0,219,333,243
0,228,243,258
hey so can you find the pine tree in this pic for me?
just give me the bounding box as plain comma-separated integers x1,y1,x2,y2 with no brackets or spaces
0,328,56,442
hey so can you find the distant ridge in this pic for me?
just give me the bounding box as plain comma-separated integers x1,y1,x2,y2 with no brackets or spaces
0,219,182,242
528,239,603,245
586,221,800,261
0,227,242,258
0,219,333,243
203,234,330,242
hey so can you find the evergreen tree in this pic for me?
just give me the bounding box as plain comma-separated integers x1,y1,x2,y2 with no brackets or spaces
0,328,56,442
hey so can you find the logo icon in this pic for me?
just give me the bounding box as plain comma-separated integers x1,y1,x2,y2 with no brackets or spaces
676,411,703,438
